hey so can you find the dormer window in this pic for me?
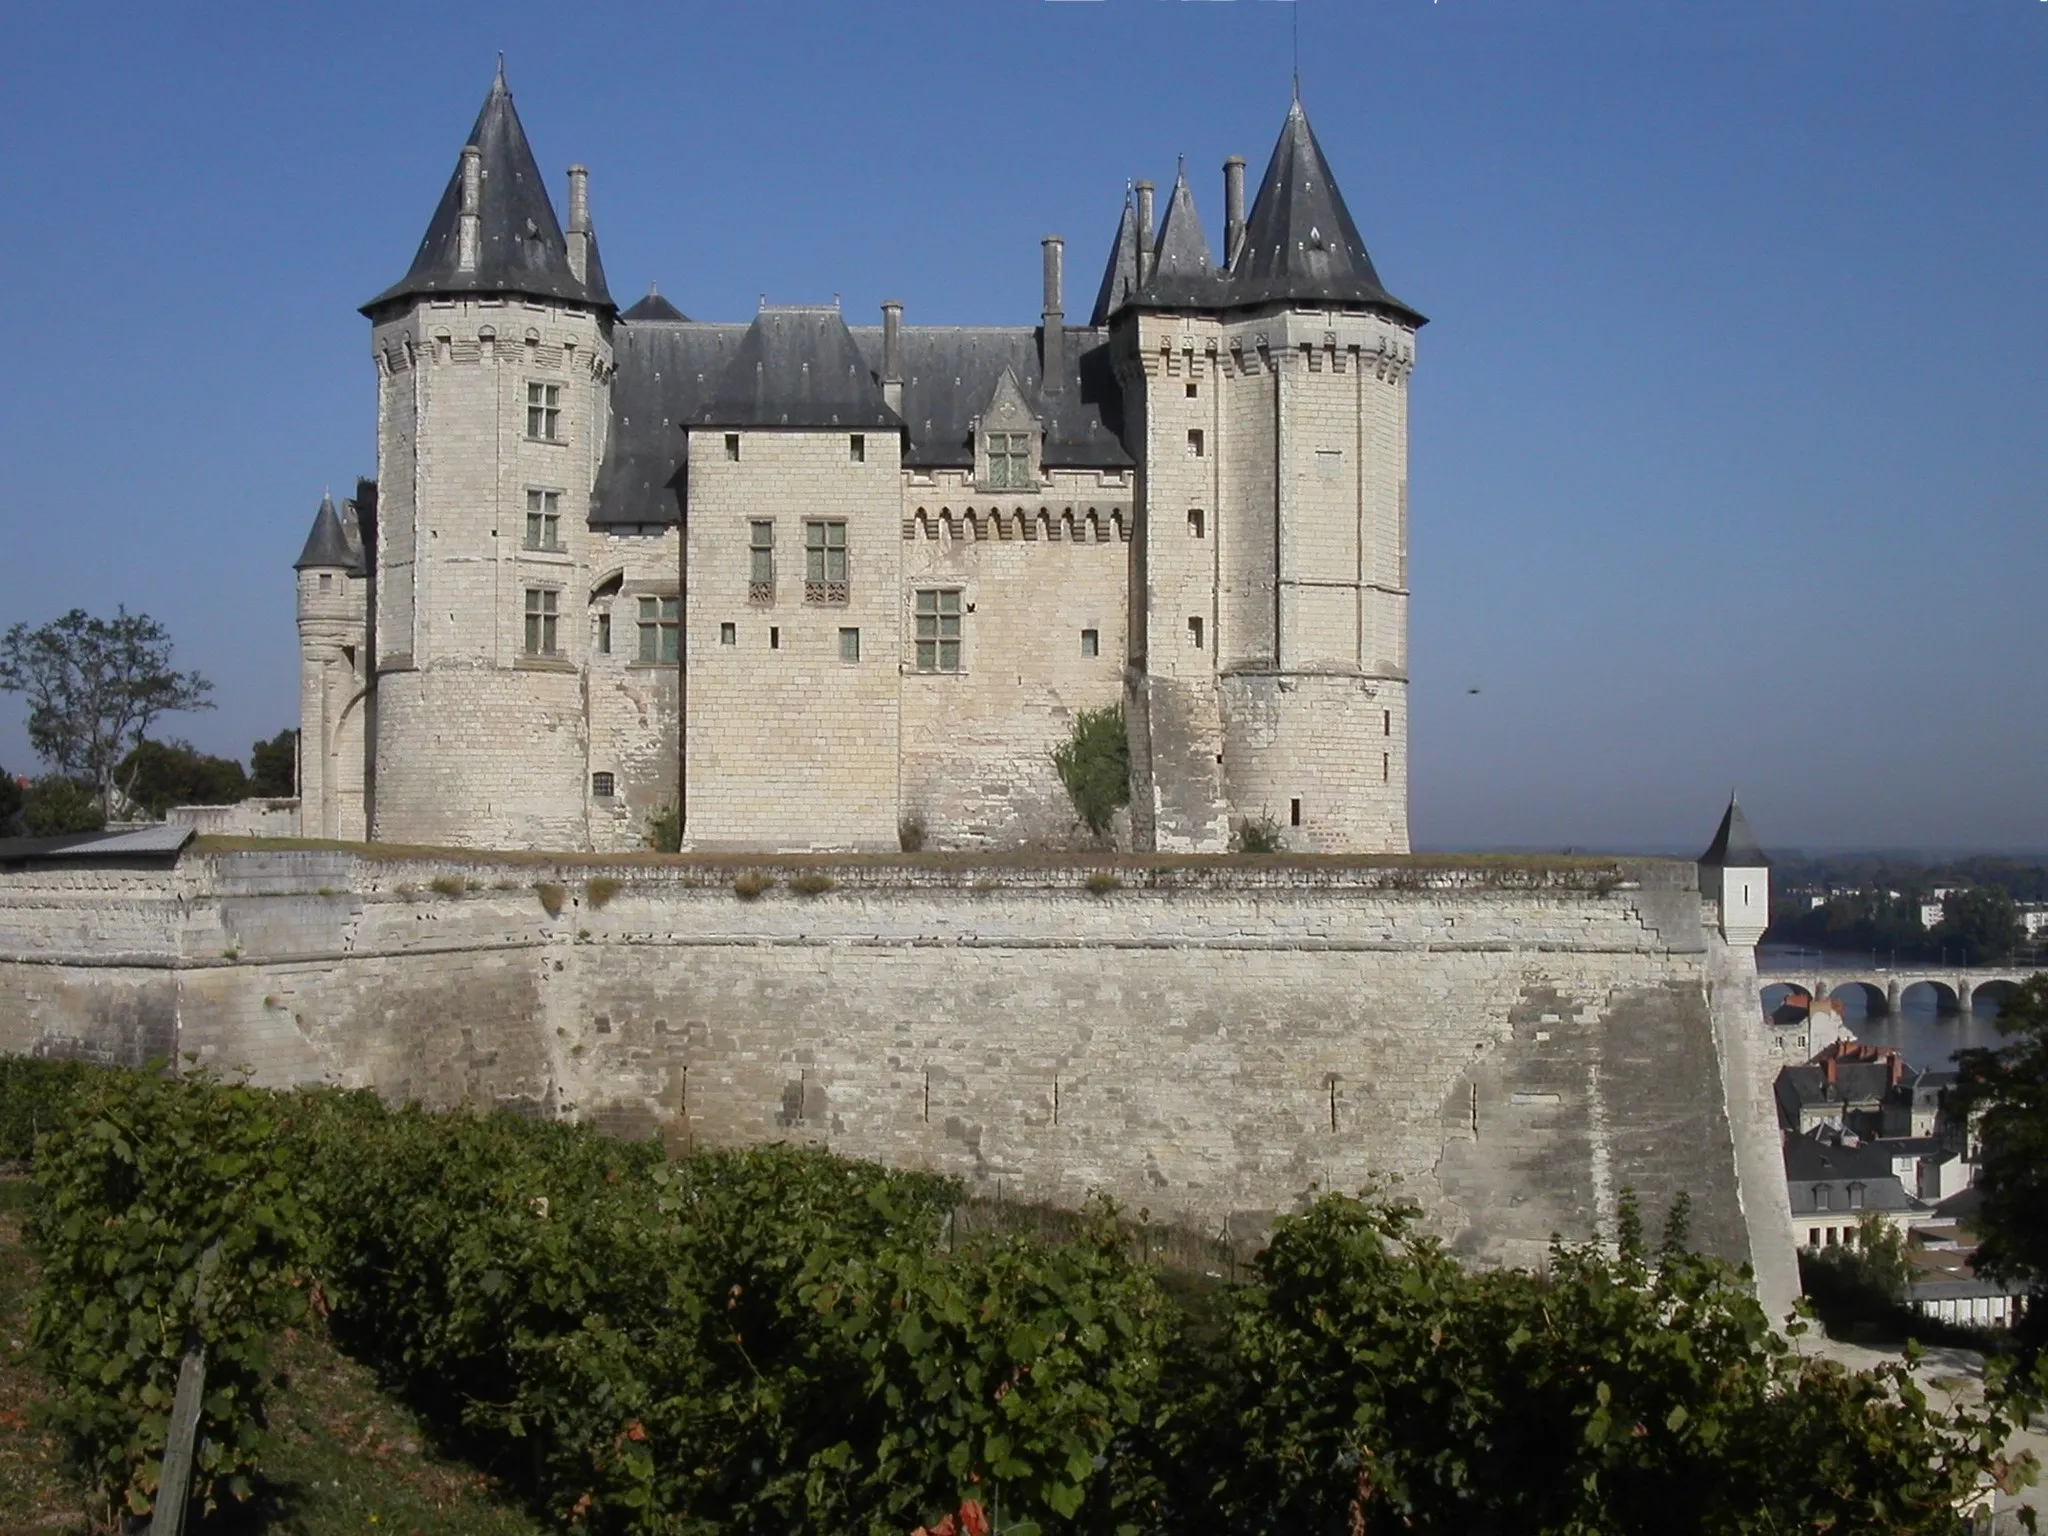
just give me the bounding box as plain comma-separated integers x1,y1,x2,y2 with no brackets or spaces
987,432,1033,489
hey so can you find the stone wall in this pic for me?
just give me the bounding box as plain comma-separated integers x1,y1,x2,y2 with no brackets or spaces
0,850,1787,1281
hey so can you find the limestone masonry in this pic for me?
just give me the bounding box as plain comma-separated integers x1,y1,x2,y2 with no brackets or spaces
297,68,1419,855
0,847,1795,1311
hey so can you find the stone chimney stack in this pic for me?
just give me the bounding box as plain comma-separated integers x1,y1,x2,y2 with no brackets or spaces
880,300,904,413
1223,156,1247,267
565,164,590,284
457,144,482,273
1040,235,1065,391
1136,180,1156,285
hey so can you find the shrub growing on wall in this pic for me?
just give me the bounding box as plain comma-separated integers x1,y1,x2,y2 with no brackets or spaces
1050,705,1129,840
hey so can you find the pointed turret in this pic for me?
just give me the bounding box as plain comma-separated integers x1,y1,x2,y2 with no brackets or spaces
696,308,902,430
294,493,360,573
362,65,613,314
1699,795,1771,947
621,283,688,323
1090,193,1140,326
1131,166,1225,309
1230,98,1423,324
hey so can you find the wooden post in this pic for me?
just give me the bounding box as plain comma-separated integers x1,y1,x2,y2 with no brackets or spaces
148,1242,221,1536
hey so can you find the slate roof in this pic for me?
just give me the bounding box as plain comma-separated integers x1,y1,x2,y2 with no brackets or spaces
621,286,687,323
1089,196,1140,328
363,66,613,314
694,308,902,431
1094,97,1423,326
591,312,1132,527
1700,796,1770,868
1783,1132,1922,1215
0,825,194,866
294,494,361,572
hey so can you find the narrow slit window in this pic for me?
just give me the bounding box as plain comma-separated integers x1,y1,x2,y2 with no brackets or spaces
1383,753,1390,783
1187,615,1203,650
849,433,866,462
719,621,736,646
1383,708,1391,737
1080,628,1099,658
595,611,611,654
1188,508,1205,539
1290,798,1302,827
839,626,860,663
724,433,741,461
769,626,781,650
1186,428,1204,458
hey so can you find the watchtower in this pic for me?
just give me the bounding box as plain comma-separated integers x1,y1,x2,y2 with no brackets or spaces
358,64,616,848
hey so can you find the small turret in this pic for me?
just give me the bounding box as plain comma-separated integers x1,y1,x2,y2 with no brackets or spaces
1700,795,1771,947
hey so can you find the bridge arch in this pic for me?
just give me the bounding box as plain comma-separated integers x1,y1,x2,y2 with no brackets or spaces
1825,980,1890,1017
1970,978,2022,1018
1899,979,1963,1016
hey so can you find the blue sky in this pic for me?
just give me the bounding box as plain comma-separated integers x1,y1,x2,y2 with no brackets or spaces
2,0,2043,854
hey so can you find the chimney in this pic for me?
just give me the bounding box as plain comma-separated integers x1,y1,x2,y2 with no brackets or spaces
1040,236,1065,391
1223,156,1247,268
880,300,904,413
457,144,483,273
1136,180,1156,285
565,164,590,284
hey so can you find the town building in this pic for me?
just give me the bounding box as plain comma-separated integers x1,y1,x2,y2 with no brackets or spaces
296,67,1423,853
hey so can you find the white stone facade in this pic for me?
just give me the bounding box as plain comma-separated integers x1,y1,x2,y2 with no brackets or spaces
297,82,1419,856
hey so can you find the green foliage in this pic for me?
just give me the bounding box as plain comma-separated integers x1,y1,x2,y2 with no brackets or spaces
0,607,214,808
1083,870,1122,895
1798,1215,1914,1339
1229,816,1282,854
1955,974,2048,1306
0,1056,100,1161
0,766,22,836
21,775,104,835
429,875,467,897
1050,705,1130,840
733,871,774,900
1180,1190,2042,1534
533,881,567,917
115,738,249,817
788,872,836,896
586,875,620,910
28,1069,318,1520
1934,886,2025,964
644,804,682,853
247,728,298,798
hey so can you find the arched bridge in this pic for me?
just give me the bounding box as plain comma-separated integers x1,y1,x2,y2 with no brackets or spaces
1757,964,2036,1018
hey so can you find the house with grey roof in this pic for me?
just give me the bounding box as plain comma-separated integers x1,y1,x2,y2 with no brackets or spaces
296,68,1424,852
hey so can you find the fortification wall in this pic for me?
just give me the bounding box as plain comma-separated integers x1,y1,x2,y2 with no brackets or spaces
0,850,1782,1279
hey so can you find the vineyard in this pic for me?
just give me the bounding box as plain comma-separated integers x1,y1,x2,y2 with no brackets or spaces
0,1057,2038,1535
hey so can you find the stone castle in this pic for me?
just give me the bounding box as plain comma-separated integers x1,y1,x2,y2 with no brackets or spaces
295,67,1422,854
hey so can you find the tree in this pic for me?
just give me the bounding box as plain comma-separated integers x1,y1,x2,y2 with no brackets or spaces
117,739,250,817
248,729,297,798
0,769,21,837
0,609,213,812
1935,887,2024,965
1953,975,2048,1313
1050,704,1130,840
20,776,104,836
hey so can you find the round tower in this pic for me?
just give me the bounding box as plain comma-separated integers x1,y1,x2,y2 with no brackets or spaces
358,65,615,849
294,493,370,840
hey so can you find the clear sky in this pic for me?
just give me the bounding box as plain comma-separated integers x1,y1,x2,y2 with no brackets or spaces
2,0,2043,854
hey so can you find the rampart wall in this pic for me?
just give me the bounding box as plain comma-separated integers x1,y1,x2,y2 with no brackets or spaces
0,849,1787,1287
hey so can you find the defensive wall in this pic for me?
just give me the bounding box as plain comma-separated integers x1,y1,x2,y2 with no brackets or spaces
0,844,1797,1307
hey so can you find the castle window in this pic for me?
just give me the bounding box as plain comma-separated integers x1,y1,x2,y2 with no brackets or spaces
749,521,775,602
595,612,611,653
1291,798,1302,827
850,434,866,463
1187,615,1203,649
839,627,860,663
523,588,560,655
1383,709,1391,737
1848,1182,1865,1210
770,626,781,650
1187,428,1205,458
1188,508,1205,539
591,772,616,799
1185,381,1198,399
524,489,562,550
1081,628,1099,658
720,622,736,646
914,588,962,673
986,431,1032,490
1814,1185,1831,1211
1383,753,1390,783
636,595,679,663
805,520,848,603
724,433,741,461
525,382,561,441
318,573,332,591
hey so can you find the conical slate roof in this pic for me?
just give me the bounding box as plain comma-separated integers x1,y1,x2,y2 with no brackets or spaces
294,493,359,572
1229,98,1420,321
1095,97,1423,325
695,308,903,430
1089,195,1140,327
1700,797,1770,869
363,66,613,313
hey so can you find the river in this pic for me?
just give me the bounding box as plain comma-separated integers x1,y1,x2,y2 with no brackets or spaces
1757,944,2020,1072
